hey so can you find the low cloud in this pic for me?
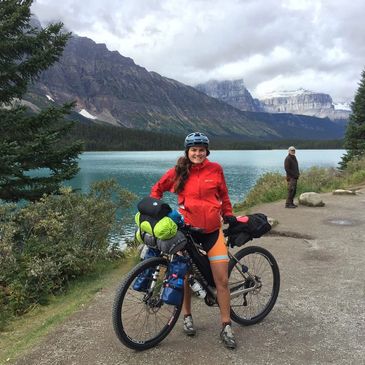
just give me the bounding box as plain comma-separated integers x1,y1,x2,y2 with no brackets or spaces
32,0,365,101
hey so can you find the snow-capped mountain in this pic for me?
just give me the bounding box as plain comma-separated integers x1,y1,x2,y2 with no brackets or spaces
333,102,351,111
259,88,351,120
195,81,351,121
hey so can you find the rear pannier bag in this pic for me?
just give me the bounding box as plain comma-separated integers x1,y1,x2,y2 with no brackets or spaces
137,196,172,219
134,197,178,247
223,213,271,247
135,230,157,248
157,231,187,255
135,213,178,241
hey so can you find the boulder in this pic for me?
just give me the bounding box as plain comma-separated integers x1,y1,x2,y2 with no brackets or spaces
267,216,278,228
299,192,325,207
332,189,356,195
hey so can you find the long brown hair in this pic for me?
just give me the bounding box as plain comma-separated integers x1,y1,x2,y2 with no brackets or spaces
174,151,191,193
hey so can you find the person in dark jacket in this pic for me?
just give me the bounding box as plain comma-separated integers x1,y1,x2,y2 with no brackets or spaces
284,146,300,208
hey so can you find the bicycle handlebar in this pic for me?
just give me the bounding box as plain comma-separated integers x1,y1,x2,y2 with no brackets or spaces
179,224,205,235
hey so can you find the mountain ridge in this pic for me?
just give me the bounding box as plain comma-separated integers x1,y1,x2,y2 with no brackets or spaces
24,35,345,141
195,80,350,121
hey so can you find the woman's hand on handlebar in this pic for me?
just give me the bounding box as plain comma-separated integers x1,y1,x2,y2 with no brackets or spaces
223,215,238,226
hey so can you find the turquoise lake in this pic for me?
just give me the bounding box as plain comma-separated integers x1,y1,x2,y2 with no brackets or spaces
69,149,345,240
71,149,345,206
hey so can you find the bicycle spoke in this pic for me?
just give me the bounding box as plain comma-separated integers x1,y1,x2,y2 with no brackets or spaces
113,256,183,349
229,246,280,325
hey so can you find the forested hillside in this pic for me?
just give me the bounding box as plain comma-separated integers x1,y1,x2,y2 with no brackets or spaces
66,118,343,151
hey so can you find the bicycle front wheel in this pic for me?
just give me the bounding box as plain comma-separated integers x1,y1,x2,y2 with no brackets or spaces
228,245,280,325
112,256,182,350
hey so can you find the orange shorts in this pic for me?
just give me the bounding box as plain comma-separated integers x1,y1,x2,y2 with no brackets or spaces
207,229,229,264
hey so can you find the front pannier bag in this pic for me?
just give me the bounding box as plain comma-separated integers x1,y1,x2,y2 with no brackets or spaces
161,255,189,305
223,213,271,247
132,247,160,292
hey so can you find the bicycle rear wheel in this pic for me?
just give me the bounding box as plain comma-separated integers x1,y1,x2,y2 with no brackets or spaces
112,256,182,350
228,245,280,325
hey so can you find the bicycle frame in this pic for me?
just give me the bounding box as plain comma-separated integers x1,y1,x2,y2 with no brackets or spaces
181,231,257,303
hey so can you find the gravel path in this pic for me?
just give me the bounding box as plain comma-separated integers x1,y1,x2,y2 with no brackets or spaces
12,188,365,365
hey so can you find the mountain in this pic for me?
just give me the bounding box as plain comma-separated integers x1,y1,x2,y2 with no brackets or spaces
195,79,350,122
195,79,262,112
24,35,345,140
259,89,351,121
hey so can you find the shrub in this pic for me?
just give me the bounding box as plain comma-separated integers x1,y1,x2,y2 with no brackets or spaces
0,179,136,329
342,156,365,186
297,167,344,194
234,172,287,210
234,158,365,212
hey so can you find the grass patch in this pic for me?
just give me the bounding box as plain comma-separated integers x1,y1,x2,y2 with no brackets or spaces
0,258,134,364
234,157,365,213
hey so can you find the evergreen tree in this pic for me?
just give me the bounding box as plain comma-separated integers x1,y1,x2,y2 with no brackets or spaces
0,0,83,202
340,68,365,168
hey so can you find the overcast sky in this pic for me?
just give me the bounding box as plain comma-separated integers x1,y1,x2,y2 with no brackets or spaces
31,0,365,102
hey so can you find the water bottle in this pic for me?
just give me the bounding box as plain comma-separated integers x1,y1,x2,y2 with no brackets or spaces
188,277,206,299
140,244,149,260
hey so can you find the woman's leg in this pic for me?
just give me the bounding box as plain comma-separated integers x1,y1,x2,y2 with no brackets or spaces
182,277,196,335
210,261,230,323
182,278,192,315
206,230,231,323
206,230,236,348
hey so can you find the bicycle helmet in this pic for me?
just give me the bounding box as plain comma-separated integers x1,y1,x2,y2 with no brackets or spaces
184,132,209,149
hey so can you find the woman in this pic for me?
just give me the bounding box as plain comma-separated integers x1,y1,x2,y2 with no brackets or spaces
150,132,237,349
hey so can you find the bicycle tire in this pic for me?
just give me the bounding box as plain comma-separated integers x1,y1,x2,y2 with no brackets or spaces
112,256,182,350
228,245,280,325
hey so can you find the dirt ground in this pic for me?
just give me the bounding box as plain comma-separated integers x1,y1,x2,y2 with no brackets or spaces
11,188,365,365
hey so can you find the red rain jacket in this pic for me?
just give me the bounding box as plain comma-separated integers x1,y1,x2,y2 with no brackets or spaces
150,159,233,233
